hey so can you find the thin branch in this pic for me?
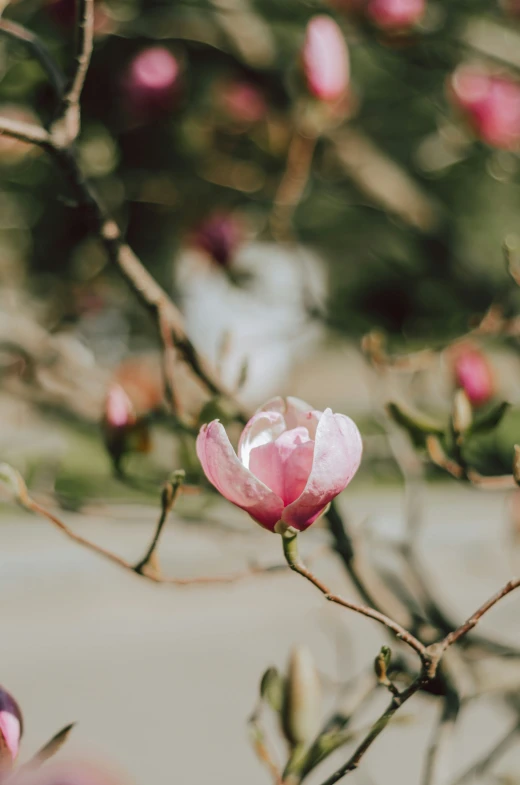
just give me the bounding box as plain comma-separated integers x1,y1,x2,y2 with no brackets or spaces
451,722,519,785
133,471,184,576
440,578,520,651
0,18,66,97
0,116,51,148
281,532,428,664
55,0,94,142
270,130,317,243
317,677,425,785
422,693,459,785
0,463,286,587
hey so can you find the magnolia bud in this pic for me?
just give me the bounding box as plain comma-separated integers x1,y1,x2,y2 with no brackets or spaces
374,645,392,682
302,16,350,103
367,0,426,30
450,343,494,407
0,686,23,769
451,389,473,437
449,65,520,151
513,445,520,486
260,667,285,713
123,47,180,120
282,646,321,747
193,213,243,268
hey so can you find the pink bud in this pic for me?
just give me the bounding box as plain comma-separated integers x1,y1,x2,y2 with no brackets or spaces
450,65,520,150
0,686,23,766
197,397,362,532
104,384,135,428
302,16,350,102
220,81,267,124
367,0,425,29
451,344,494,407
124,47,180,118
193,213,243,267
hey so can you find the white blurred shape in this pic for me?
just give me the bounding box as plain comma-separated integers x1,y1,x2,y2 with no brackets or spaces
174,242,327,408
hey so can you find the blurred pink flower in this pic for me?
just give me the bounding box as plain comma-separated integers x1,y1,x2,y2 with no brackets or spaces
104,384,135,428
302,16,350,102
197,397,362,532
0,686,22,767
124,47,180,118
220,81,267,124
451,344,494,407
193,213,243,267
367,0,425,29
450,65,520,150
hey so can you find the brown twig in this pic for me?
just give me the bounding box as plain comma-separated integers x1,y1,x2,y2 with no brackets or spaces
270,130,317,243
440,578,520,652
51,0,94,143
0,463,287,587
280,532,428,664
133,471,185,576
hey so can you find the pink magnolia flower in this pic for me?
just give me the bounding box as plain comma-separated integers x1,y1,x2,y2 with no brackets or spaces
105,384,135,429
451,344,494,407
197,397,362,532
302,16,350,102
367,0,425,30
449,65,520,150
0,686,23,767
123,47,180,118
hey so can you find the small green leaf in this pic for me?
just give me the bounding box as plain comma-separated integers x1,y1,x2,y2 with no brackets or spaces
387,402,445,447
470,401,510,435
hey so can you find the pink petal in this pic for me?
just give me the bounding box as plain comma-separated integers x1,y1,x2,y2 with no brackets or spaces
197,421,284,531
302,16,350,102
237,410,286,468
258,397,321,438
249,427,314,504
282,410,362,531
0,711,20,761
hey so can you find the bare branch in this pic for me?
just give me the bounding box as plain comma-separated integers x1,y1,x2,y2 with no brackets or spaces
0,463,287,587
281,532,428,664
0,18,66,97
54,0,94,142
0,116,51,147
133,471,185,576
440,578,520,651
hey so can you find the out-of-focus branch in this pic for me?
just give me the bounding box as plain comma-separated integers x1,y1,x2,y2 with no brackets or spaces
0,18,66,97
451,721,519,785
270,131,317,243
0,6,249,425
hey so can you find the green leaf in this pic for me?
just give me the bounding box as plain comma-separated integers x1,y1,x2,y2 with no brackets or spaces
386,402,445,447
469,401,510,435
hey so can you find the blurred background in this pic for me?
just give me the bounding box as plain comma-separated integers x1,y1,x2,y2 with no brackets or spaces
3,0,520,783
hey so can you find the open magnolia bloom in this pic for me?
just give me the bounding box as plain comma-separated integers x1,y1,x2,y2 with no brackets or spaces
0,687,22,771
197,397,362,533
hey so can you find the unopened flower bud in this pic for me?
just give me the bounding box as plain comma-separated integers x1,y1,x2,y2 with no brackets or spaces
0,686,23,769
374,645,392,682
260,667,285,713
302,16,350,103
451,389,473,436
367,0,426,30
220,80,267,125
449,65,520,150
513,445,520,486
193,213,243,268
123,47,180,121
282,646,321,747
450,343,495,407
